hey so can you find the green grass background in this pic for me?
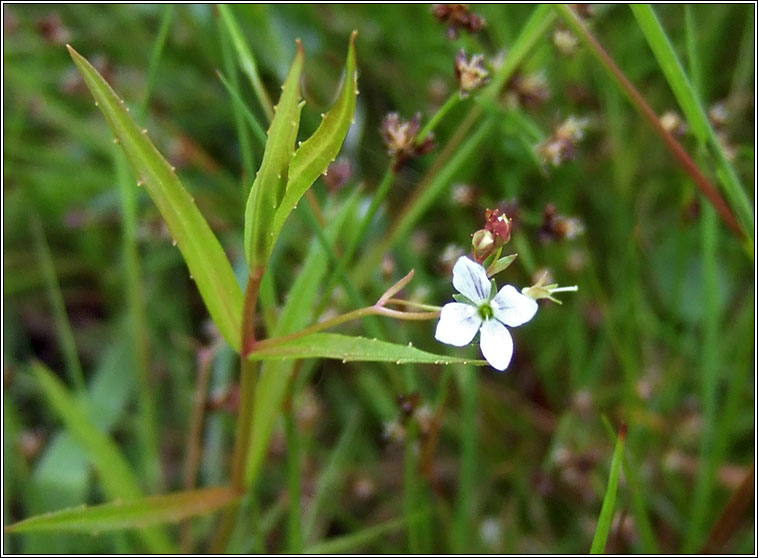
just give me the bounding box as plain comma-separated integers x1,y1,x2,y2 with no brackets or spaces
3,4,754,553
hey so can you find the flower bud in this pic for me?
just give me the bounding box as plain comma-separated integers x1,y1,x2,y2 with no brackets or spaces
472,229,495,261
484,208,512,246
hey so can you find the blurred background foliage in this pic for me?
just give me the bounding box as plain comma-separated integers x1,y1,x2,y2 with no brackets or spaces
3,4,754,554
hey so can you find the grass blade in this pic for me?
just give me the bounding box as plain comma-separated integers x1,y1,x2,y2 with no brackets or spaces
29,362,174,553
5,487,239,534
590,423,627,554
67,45,244,352
629,4,754,241
217,4,274,121
304,513,423,554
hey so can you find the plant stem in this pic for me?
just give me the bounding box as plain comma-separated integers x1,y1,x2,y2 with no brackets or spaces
417,92,461,144
250,304,440,353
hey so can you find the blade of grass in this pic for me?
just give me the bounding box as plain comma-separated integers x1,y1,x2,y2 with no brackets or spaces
29,361,174,553
630,4,754,242
217,4,275,122
303,409,361,541
114,148,161,492
68,45,245,351
5,486,239,534
215,68,267,148
453,366,478,552
555,5,748,246
284,399,303,553
29,214,86,395
113,5,174,494
683,203,722,552
304,513,426,554
217,14,256,187
590,423,627,554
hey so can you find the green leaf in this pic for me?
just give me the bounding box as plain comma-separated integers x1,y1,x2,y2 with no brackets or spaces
67,46,244,352
5,487,239,534
488,254,518,276
269,32,359,258
29,361,174,553
244,41,305,269
248,333,486,365
590,424,627,554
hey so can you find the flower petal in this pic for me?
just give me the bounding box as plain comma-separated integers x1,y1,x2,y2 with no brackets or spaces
479,319,514,371
452,256,491,303
491,285,538,327
435,302,482,347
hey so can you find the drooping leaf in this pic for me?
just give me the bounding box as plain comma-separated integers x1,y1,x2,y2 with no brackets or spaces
5,487,239,534
269,32,359,257
67,46,244,352
248,333,486,366
29,361,174,553
243,41,305,270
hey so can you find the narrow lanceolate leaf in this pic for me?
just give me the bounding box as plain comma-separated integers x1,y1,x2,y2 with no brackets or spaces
248,333,486,366
590,424,627,554
244,42,305,270
5,487,239,534
269,31,359,258
67,46,244,352
29,362,174,553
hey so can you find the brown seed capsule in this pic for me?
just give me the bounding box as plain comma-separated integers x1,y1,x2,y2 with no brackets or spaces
432,4,486,39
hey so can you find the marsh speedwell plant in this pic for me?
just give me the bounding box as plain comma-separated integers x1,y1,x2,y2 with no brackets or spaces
5,4,754,555
8,18,576,550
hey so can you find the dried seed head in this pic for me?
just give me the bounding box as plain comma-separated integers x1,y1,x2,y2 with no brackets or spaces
536,116,589,167
506,71,551,109
454,50,490,97
380,112,435,170
660,111,688,138
322,157,353,193
552,28,579,56
432,4,486,39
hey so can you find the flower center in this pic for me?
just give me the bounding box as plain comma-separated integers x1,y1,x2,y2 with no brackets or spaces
478,302,493,320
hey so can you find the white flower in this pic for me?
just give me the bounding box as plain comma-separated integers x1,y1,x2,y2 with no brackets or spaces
435,256,538,371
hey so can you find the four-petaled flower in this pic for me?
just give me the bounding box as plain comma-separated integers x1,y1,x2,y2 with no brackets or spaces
435,256,538,371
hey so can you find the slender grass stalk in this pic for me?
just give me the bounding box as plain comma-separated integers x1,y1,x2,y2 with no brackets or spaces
590,423,627,554
453,366,477,553
315,167,396,317
29,214,86,395
683,203,721,552
217,4,274,121
180,346,216,553
217,13,256,188
417,92,461,144
303,409,361,541
284,397,303,553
